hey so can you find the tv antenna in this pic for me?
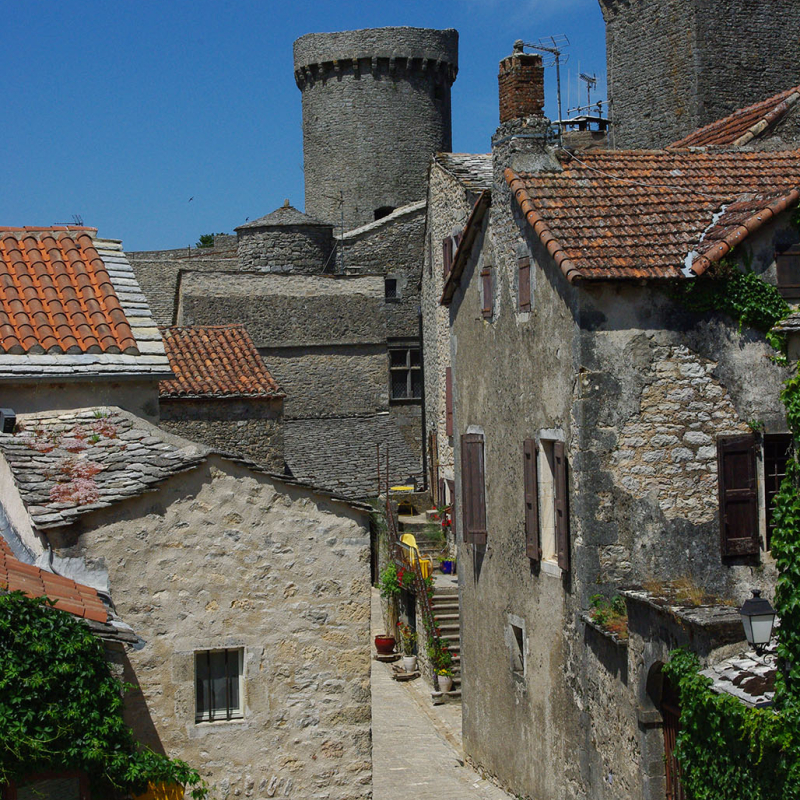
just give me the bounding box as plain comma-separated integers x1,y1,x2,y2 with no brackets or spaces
520,35,570,142
72,214,83,226
579,73,597,109
320,190,346,272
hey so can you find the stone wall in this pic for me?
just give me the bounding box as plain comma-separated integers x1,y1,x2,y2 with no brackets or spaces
237,225,334,274
294,27,457,230
128,241,237,326
599,0,800,148
159,397,284,471
340,202,426,340
50,457,372,800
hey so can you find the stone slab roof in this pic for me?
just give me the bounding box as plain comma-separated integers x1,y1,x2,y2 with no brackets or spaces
0,408,208,530
671,86,800,149
236,202,331,231
434,153,493,192
159,325,285,399
0,536,108,622
339,200,426,241
773,309,800,332
0,231,171,380
285,414,422,499
505,149,800,282
700,645,777,707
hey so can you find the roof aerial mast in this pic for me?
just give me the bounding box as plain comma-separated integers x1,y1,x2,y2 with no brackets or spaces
521,34,570,144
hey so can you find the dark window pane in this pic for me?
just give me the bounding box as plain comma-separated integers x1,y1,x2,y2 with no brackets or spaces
385,279,398,300
411,368,423,398
409,349,421,367
765,434,792,549
196,652,209,715
392,371,409,398
209,651,228,718
390,350,407,368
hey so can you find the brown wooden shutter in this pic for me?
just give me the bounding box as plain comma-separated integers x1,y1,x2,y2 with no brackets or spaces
554,440,569,570
442,237,453,280
717,434,760,557
518,256,531,312
481,269,493,318
445,367,454,437
523,439,540,561
461,433,487,546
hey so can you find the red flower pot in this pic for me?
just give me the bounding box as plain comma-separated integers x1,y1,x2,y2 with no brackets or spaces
374,635,396,655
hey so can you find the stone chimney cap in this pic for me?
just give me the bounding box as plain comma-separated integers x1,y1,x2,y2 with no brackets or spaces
513,40,525,54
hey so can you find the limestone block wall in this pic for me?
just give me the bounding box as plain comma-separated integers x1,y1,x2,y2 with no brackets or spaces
159,397,284,472
294,27,457,229
49,457,372,800
237,225,334,274
599,0,800,148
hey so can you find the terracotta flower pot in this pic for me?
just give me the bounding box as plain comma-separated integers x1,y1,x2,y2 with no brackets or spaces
374,635,396,655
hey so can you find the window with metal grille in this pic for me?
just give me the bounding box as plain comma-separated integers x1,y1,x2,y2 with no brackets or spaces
195,648,243,722
776,246,800,298
385,278,399,301
765,434,792,550
390,348,422,400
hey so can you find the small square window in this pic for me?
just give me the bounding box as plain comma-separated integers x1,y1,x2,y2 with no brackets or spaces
195,648,243,722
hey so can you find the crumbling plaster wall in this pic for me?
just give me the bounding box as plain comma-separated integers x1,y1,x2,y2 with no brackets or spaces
47,457,372,800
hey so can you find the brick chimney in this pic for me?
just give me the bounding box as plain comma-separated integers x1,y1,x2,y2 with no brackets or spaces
498,41,544,123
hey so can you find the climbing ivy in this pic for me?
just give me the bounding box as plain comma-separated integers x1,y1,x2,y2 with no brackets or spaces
662,263,800,797
0,592,207,799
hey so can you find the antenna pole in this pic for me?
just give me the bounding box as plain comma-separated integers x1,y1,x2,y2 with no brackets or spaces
555,55,563,144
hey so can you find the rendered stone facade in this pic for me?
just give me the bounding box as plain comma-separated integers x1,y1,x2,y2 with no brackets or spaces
294,27,458,230
599,0,800,148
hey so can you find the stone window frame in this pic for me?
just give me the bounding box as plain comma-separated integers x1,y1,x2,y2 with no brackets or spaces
536,429,569,577
389,345,422,402
194,647,245,723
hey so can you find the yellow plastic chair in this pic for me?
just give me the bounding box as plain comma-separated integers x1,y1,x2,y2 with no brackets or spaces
400,533,432,579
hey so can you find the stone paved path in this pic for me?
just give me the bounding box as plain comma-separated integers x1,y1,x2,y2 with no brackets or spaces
370,588,513,800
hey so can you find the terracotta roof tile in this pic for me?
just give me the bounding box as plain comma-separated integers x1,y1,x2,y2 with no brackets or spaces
506,149,800,282
671,86,800,149
0,543,108,623
0,227,138,355
159,325,285,399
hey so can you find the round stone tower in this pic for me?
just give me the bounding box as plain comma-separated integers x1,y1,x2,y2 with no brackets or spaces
294,27,458,231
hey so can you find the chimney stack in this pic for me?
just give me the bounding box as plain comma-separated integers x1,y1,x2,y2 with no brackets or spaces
498,41,544,123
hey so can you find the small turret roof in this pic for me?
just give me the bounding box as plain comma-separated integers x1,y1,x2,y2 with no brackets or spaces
236,201,331,230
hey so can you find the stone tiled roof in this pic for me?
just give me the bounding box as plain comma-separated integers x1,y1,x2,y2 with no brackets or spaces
700,645,777,708
159,325,285,399
505,149,800,282
773,309,800,332
671,86,800,149
0,408,208,530
285,414,422,499
434,153,493,192
236,202,331,230
0,536,108,622
0,231,171,380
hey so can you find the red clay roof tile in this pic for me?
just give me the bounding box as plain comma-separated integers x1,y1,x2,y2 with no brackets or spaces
0,227,139,355
505,149,800,282
0,540,108,623
159,325,285,399
671,86,800,149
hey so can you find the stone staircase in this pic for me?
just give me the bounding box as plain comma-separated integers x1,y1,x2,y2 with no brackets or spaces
397,513,447,566
431,585,461,701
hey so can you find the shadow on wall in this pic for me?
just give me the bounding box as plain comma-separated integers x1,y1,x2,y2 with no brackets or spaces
120,651,168,756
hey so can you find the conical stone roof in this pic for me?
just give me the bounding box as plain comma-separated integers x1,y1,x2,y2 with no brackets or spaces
235,200,331,230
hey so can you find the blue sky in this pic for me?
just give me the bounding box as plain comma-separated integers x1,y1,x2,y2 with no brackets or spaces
2,0,607,251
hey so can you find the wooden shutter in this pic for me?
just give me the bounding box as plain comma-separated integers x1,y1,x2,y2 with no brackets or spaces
481,269,493,318
518,256,531,312
442,237,453,280
717,434,760,557
554,441,569,570
461,433,487,546
523,439,540,561
445,367,454,437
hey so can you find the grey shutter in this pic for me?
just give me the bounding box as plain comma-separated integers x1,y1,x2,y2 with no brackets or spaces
717,434,760,557
523,439,540,561
554,441,569,570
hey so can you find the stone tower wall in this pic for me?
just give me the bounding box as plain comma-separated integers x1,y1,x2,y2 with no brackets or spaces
600,0,800,149
237,225,334,273
294,27,458,230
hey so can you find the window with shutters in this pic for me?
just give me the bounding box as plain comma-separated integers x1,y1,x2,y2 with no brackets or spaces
389,347,422,401
518,256,531,312
445,367,454,437
481,268,493,319
461,433,487,545
764,434,792,550
195,648,244,722
717,435,760,558
442,236,454,281
538,439,569,572
776,245,800,298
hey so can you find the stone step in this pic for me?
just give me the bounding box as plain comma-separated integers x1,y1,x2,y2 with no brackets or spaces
433,612,460,622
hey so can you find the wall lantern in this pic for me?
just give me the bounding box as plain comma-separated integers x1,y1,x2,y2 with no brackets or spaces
740,589,777,655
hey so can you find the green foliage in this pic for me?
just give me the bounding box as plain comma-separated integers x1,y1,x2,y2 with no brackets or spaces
670,258,790,334
195,233,225,249
0,592,207,798
378,563,401,599
664,650,800,799
588,594,628,640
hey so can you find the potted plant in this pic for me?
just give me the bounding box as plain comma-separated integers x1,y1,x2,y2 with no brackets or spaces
376,564,400,654
439,555,455,575
437,668,454,693
397,621,417,671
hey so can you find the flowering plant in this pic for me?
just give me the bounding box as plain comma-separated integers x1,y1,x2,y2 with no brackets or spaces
397,621,417,655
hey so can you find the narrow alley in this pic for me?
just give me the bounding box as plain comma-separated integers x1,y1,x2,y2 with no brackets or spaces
370,588,513,800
